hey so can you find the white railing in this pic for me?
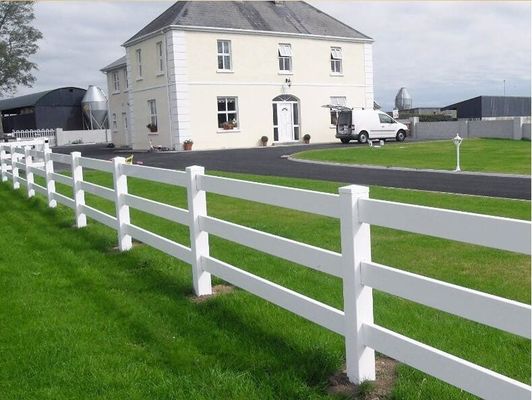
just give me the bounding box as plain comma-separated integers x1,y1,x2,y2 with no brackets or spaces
0,140,530,399
12,129,56,146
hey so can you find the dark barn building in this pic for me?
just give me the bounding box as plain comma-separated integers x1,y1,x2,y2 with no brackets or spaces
443,96,531,120
0,87,86,132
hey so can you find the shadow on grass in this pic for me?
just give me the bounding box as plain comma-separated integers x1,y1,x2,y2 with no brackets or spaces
2,186,342,398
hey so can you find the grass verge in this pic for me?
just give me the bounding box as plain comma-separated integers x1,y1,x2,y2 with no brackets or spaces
0,171,529,399
293,138,531,175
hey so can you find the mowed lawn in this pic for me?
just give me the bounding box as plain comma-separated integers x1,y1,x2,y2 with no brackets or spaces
294,138,531,175
0,170,530,400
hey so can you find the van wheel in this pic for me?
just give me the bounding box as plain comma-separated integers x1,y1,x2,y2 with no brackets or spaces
358,131,369,144
396,130,406,142
340,138,350,144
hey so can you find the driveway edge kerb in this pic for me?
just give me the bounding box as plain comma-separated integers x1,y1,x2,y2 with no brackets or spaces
287,156,531,179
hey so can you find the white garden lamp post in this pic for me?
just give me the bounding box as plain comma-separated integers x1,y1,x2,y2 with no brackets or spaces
452,134,463,172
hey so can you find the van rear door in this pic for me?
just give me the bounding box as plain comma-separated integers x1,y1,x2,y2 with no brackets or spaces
336,111,352,136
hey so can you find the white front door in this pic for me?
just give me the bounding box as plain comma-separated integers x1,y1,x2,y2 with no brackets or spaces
277,102,294,142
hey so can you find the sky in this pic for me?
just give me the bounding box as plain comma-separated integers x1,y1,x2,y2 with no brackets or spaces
11,1,532,111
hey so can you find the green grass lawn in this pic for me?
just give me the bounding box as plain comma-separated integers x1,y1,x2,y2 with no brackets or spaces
294,138,531,175
0,170,529,400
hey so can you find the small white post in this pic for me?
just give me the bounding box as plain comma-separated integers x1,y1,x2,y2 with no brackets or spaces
43,143,56,208
112,157,132,251
71,151,86,228
452,134,463,172
339,184,375,384
11,145,19,190
24,146,34,198
186,165,212,296
0,145,7,182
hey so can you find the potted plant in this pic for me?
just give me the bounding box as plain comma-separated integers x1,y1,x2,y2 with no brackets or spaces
303,134,311,144
183,139,193,151
222,121,234,130
260,136,268,146
146,123,157,133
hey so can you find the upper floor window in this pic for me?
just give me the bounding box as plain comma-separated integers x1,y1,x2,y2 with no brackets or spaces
156,41,164,74
331,47,343,74
217,97,238,130
112,71,120,92
217,40,232,71
147,99,157,132
136,49,143,78
330,96,347,125
124,69,129,89
278,43,292,72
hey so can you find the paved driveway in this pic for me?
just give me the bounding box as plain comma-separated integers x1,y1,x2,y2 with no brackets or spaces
56,142,531,200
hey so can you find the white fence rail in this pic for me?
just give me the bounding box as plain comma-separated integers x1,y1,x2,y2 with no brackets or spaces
0,140,530,399
11,129,56,146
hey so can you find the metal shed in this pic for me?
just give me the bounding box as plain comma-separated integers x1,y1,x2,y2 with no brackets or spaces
442,96,531,120
0,87,86,132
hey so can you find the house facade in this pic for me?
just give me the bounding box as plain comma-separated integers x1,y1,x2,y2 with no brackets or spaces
101,57,129,147
102,1,374,150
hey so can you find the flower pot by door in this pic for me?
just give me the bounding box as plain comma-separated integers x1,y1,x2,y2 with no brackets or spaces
183,143,193,151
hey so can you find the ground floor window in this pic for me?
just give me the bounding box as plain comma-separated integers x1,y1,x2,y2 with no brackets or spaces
112,113,117,130
217,97,238,130
147,99,157,132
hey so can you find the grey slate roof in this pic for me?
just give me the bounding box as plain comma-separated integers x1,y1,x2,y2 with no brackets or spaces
125,1,371,44
0,89,56,111
0,87,86,111
101,56,127,72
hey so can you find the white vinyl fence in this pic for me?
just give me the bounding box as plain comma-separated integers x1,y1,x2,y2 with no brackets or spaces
11,129,56,146
1,140,530,400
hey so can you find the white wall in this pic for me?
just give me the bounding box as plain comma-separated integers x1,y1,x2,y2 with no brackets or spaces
412,117,530,141
56,129,110,146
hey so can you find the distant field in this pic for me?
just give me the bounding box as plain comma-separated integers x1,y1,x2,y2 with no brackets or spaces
294,138,531,175
0,171,529,399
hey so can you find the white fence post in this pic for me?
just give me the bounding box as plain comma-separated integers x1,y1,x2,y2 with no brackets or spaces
186,166,212,296
112,157,132,251
71,151,86,228
339,185,375,383
0,146,7,182
10,145,19,190
43,143,57,208
23,146,35,198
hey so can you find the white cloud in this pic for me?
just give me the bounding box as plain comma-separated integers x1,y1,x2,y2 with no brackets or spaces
13,1,532,111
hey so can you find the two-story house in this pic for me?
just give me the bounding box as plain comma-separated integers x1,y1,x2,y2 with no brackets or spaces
102,1,374,150
101,56,129,147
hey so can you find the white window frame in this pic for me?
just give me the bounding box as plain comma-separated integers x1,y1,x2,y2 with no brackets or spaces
112,71,120,92
217,97,239,131
122,112,128,130
278,43,293,73
156,41,164,74
148,99,157,133
217,40,232,71
112,113,117,131
136,49,143,79
123,69,128,89
330,96,347,125
331,47,343,74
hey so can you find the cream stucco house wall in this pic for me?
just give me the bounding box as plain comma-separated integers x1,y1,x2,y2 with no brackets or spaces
101,57,130,147
102,1,374,151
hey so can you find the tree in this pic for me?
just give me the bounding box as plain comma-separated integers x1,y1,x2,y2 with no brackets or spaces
0,2,42,96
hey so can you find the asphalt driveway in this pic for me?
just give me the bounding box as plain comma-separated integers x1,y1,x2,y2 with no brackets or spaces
56,142,531,200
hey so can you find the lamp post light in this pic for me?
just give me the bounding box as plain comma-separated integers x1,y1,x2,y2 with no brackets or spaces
452,133,463,172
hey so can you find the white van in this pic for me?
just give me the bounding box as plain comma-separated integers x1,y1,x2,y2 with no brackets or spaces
336,109,408,144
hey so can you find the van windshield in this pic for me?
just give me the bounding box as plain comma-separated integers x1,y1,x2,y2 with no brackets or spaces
337,112,351,125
